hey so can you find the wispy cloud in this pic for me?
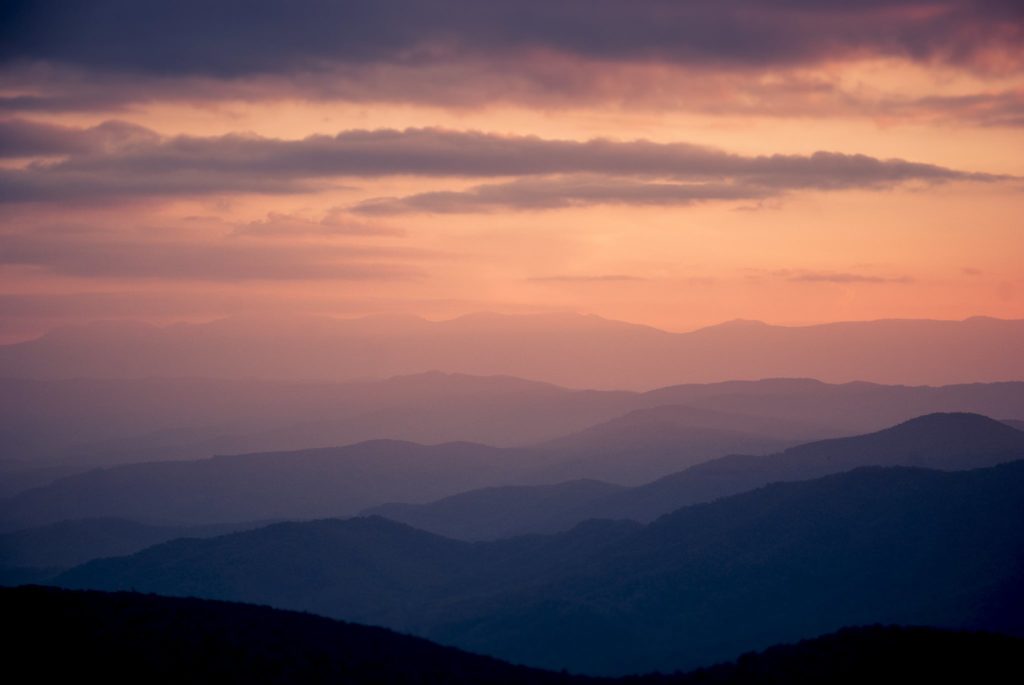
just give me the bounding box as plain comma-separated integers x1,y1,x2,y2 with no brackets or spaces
0,225,424,281
527,274,646,283
230,209,403,238
777,269,915,284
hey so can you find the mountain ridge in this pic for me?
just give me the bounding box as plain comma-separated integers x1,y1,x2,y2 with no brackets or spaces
370,412,1024,538
53,460,1024,675
3,312,1023,388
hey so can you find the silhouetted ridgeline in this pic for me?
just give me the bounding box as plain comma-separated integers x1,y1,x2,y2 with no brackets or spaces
4,412,1022,533
0,518,269,586
55,461,1024,675
3,313,1023,388
0,440,523,530
371,412,1024,539
363,479,626,541
4,412,1022,586
3,586,575,685
6,587,1023,684
3,374,1023,490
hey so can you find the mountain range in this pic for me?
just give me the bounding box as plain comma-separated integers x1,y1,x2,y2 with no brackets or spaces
3,313,1023,389
6,412,1022,535
0,440,524,531
3,373,1024,495
55,460,1024,675
372,412,1024,538
0,518,269,585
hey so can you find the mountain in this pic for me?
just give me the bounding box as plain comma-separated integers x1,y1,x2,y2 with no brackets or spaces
7,587,1023,684
366,480,625,541
370,413,1024,538
0,440,530,530
0,373,638,471
2,586,573,685
4,374,1024,502
0,461,86,499
55,461,1024,675
528,405,804,485
0,518,269,585
2,313,1023,389
638,378,1024,437
56,516,642,629
593,412,1024,523
760,411,1024,471
675,626,1024,684
9,411,1022,535
433,463,1024,674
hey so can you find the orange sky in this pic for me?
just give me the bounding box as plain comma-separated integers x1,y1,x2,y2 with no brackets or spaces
1,3,1022,341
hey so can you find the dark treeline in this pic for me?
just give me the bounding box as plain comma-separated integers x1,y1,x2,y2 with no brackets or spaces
6,586,1022,685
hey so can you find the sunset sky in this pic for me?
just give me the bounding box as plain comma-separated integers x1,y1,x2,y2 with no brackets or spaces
1,0,1022,342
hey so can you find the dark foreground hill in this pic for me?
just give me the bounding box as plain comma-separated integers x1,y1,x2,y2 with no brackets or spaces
2,586,574,685
57,461,1024,675
6,587,1024,684
370,413,1024,538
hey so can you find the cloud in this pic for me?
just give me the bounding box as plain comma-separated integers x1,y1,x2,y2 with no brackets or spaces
527,274,646,283
0,2,1020,124
2,1,1020,77
231,209,404,238
3,60,1023,129
347,150,1006,213
352,177,770,214
0,118,95,157
0,124,1006,206
0,118,158,158
863,89,1024,128
778,270,915,284
0,227,423,281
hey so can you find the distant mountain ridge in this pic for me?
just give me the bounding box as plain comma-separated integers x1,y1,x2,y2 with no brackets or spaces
4,374,1024,493
0,440,527,530
2,312,1023,388
369,413,1024,538
7,412,1023,533
528,405,806,484
0,518,270,585
363,480,625,541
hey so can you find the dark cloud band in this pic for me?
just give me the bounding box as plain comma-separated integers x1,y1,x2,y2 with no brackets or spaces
0,123,1006,206
2,1,1021,76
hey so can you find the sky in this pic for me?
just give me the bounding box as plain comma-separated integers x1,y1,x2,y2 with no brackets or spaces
0,0,1022,342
